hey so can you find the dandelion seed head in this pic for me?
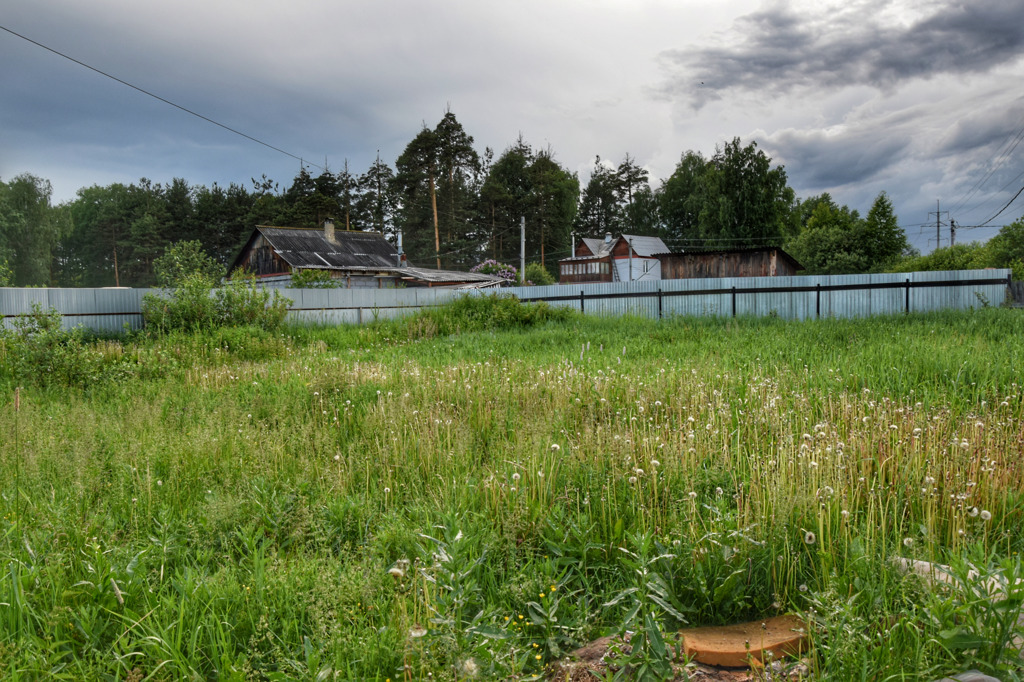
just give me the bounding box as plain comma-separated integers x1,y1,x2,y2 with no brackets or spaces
804,531,816,545
980,510,992,521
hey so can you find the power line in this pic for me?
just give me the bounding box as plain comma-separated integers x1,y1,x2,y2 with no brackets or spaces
0,24,323,171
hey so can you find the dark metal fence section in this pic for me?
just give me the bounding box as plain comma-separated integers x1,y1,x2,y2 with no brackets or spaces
0,270,1013,332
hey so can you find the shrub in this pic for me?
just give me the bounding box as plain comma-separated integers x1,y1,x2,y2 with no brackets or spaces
289,268,341,289
470,260,518,283
522,262,555,286
142,271,291,333
153,240,223,288
0,303,134,389
405,293,575,338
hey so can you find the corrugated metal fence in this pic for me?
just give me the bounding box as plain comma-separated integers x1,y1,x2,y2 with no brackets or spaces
0,269,1013,333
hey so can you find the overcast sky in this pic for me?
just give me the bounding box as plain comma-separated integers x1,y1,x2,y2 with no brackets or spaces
3,0,1024,252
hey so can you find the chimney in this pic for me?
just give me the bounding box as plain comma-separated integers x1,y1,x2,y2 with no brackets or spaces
604,232,612,244
324,217,337,245
397,230,407,268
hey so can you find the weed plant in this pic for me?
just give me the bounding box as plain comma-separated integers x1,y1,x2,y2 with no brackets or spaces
0,304,1022,679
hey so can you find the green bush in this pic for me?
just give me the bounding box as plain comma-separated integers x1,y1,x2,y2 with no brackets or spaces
142,271,291,333
0,303,135,389
153,240,223,288
523,262,555,286
289,268,341,289
405,293,575,339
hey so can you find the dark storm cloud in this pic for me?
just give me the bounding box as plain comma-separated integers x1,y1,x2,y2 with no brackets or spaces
763,126,912,189
657,0,1024,107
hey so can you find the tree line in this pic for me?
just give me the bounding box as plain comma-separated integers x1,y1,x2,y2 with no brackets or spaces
1,109,1021,288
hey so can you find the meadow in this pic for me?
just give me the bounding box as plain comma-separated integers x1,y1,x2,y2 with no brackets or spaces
1,299,1023,681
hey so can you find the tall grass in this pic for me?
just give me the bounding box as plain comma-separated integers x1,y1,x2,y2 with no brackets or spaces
1,305,1022,679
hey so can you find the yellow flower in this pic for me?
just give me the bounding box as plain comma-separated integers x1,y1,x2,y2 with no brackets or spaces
518,615,524,620
535,654,542,660
539,592,545,598
550,585,557,591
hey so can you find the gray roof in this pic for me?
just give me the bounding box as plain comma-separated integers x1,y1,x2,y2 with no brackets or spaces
566,234,668,262
581,237,614,257
620,234,669,258
256,226,400,269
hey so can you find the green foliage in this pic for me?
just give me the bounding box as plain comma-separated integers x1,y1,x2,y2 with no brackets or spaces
0,303,136,389
404,293,576,338
603,532,688,681
0,258,12,286
890,242,992,274
660,139,794,246
288,268,340,289
153,239,223,288
788,192,911,274
522,262,555,286
2,310,1024,678
0,173,69,286
142,271,291,333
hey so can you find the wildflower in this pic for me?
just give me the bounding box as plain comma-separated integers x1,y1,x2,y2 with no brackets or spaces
628,476,638,485
551,444,561,451
384,487,391,494
635,468,644,476
537,471,544,479
409,625,427,638
157,480,163,487
980,510,992,521
550,585,557,591
799,584,808,592
512,473,520,482
903,537,914,548
388,566,405,579
968,507,979,518
334,454,340,461
715,487,723,496
804,531,816,545
688,491,697,499
651,460,660,468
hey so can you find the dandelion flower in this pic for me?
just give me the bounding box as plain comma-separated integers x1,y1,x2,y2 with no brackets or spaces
980,510,992,521
804,531,816,545
903,537,914,548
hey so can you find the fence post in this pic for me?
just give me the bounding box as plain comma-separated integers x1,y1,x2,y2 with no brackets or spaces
816,283,821,319
905,278,910,314
658,288,663,319
580,290,585,314
731,286,736,317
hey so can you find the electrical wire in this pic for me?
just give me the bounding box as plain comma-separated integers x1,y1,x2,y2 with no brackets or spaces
0,24,323,171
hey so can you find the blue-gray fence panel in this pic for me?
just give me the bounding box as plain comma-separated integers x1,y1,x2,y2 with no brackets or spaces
1,270,1011,333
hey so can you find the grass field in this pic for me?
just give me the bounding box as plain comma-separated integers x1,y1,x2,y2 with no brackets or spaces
2,301,1023,680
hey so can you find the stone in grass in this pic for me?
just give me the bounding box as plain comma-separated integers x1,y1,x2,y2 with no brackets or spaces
932,671,1002,682
678,614,808,668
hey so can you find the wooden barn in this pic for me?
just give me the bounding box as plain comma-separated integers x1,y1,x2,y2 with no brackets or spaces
656,247,803,279
228,220,504,289
558,233,668,284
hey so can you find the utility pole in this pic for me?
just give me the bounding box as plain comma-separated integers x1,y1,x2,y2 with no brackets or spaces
520,216,526,284
628,238,634,282
927,201,949,249
950,219,956,246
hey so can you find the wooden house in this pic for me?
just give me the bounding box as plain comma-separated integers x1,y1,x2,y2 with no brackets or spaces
228,220,504,288
558,233,668,284
656,247,803,280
